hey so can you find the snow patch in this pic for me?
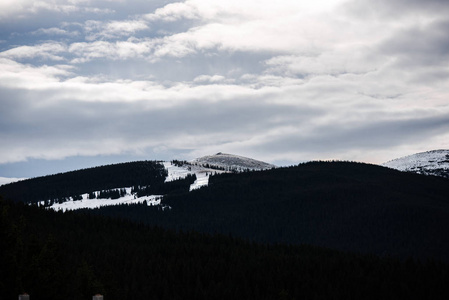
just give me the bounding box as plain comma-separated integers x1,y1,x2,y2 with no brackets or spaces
48,188,162,212
163,161,225,191
163,161,194,182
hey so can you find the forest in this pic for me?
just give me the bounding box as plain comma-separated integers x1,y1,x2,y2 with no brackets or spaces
2,198,449,300
0,161,167,204
81,161,449,262
2,160,449,298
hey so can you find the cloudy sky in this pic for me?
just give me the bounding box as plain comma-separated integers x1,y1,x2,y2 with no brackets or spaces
1,0,449,178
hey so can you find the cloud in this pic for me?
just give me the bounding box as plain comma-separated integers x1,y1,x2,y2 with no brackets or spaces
0,58,73,90
2,55,448,165
342,0,449,21
145,2,201,22
0,43,67,61
68,39,154,62
1,0,449,173
193,74,229,83
84,19,150,40
0,0,113,20
378,20,449,68
0,63,323,164
31,27,80,37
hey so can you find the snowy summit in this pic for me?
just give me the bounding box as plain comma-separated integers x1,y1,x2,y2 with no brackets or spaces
191,153,276,172
382,149,449,178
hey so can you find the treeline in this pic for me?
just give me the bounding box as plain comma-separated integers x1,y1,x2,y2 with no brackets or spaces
193,162,244,172
94,189,127,200
85,161,449,262
0,161,167,204
171,160,189,167
132,174,196,197
2,198,449,300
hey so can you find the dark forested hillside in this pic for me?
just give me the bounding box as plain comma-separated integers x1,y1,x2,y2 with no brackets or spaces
0,161,167,204
87,161,449,262
2,198,449,300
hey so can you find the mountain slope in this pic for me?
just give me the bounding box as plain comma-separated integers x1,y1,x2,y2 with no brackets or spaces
0,153,273,210
0,161,167,205
90,161,449,262
383,149,449,178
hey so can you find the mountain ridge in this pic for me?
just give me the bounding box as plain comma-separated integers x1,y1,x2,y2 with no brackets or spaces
383,149,449,178
2,154,449,262
191,152,276,171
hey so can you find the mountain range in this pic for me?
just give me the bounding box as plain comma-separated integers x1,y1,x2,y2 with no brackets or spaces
1,150,449,262
2,150,449,299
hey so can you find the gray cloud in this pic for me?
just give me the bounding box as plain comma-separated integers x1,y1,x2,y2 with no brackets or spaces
0,83,323,162
253,112,449,162
343,0,449,20
378,20,449,66
1,0,449,177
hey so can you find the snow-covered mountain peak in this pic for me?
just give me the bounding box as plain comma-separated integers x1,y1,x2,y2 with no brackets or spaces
40,153,275,212
191,153,276,171
382,149,449,178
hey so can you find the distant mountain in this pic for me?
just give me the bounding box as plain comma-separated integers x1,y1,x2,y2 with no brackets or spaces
382,149,449,178
0,153,273,211
0,160,169,206
191,152,275,171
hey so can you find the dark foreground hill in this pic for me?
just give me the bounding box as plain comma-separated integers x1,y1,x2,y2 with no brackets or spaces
2,199,449,300
88,161,449,262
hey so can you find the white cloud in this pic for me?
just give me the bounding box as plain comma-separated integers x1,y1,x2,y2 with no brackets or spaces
0,43,67,61
147,0,345,23
0,0,113,19
31,27,80,36
68,39,154,62
0,58,73,89
84,19,150,40
145,2,201,22
193,74,227,83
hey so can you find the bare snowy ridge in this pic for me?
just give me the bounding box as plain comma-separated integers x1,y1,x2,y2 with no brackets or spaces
382,149,449,178
191,152,276,172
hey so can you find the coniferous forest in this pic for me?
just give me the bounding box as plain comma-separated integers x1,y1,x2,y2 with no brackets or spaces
2,198,449,300
0,161,167,204
2,161,449,299
83,161,449,262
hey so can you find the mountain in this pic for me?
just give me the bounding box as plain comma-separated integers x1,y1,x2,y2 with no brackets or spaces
3,156,449,298
87,161,449,262
2,156,449,261
0,160,168,206
191,152,276,171
0,153,273,211
382,149,449,178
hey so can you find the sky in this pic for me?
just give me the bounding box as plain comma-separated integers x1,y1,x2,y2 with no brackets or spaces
1,0,449,178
